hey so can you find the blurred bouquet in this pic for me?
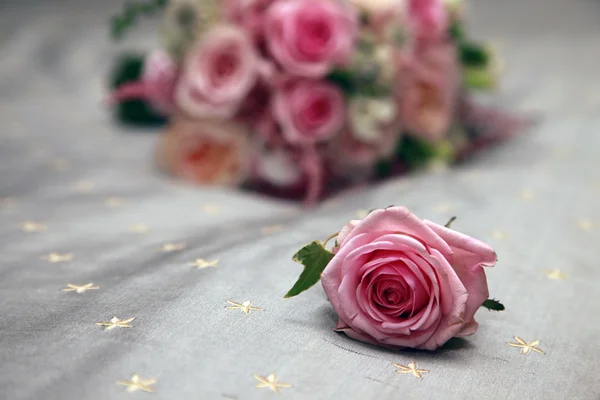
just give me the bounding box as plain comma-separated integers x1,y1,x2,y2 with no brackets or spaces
110,0,524,203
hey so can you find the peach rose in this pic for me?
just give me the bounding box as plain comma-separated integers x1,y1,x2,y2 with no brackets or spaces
322,206,497,350
398,43,460,141
156,115,248,185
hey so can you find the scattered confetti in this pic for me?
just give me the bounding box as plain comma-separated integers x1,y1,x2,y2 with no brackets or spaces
393,362,429,380
507,337,545,355
41,253,73,263
62,283,99,293
190,258,219,269
226,300,262,314
545,268,567,281
254,374,291,394
117,374,156,393
21,221,46,232
96,317,135,330
161,242,186,252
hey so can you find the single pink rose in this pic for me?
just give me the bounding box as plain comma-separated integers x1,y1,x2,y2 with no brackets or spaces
407,0,448,41
223,0,275,40
175,25,261,119
273,79,345,145
265,0,357,77
398,43,460,141
321,206,497,350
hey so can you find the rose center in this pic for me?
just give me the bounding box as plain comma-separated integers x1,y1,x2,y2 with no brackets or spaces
297,12,333,59
383,288,402,305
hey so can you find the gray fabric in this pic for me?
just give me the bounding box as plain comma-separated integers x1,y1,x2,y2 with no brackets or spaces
1,0,599,399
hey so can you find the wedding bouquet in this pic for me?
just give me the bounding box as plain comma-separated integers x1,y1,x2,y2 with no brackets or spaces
110,0,524,203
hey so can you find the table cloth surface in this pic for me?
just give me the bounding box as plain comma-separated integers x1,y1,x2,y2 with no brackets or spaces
1,0,599,399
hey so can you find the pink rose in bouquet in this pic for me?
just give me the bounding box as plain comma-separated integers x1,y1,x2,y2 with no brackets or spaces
407,0,449,41
321,206,497,350
398,43,460,141
265,0,357,77
176,25,262,119
156,115,249,185
223,0,275,40
273,78,346,145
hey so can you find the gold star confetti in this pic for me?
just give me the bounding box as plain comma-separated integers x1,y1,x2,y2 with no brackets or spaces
41,252,73,263
105,197,125,207
433,203,455,214
117,374,156,393
576,219,594,231
393,362,429,380
72,180,95,193
202,204,220,215
520,189,536,201
226,300,262,314
356,209,370,218
254,374,291,394
63,283,99,293
491,230,508,240
546,268,567,281
96,317,135,330
21,221,46,232
0,197,17,206
190,258,219,269
261,225,283,235
51,158,72,171
129,224,149,234
507,337,545,355
161,242,186,252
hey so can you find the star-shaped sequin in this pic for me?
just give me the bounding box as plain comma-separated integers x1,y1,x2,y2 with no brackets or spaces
254,374,291,394
546,268,567,281
393,362,429,380
261,225,283,235
41,253,73,263
117,374,156,393
190,258,219,269
507,337,545,355
202,204,220,215
226,300,262,314
96,317,135,330
73,181,95,193
63,283,99,293
129,224,149,234
105,197,125,207
21,221,46,232
520,189,536,201
576,219,594,231
161,242,186,252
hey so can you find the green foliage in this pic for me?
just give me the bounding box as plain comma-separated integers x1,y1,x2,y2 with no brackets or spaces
482,298,505,311
459,42,490,68
464,67,497,91
110,0,168,41
109,53,166,126
396,136,438,169
285,241,335,298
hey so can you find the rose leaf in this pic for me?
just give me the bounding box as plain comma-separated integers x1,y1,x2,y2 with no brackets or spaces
285,241,334,299
481,298,505,311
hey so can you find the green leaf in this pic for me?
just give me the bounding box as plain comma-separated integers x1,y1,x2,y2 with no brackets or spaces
285,241,335,298
459,42,490,68
464,67,497,91
327,69,356,96
481,298,505,311
396,135,438,169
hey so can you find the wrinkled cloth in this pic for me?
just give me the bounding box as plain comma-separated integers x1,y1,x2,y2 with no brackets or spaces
1,0,600,399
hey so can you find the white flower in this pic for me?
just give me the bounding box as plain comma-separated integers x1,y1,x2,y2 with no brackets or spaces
349,96,397,143
254,148,302,187
350,0,404,14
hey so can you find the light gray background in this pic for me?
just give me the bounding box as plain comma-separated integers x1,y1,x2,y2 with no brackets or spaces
1,0,599,399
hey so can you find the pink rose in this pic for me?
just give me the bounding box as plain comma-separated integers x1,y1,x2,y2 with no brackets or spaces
142,50,179,115
273,79,345,145
223,0,275,40
108,50,179,115
265,0,357,77
407,0,448,41
398,43,460,141
322,206,497,350
175,25,261,119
